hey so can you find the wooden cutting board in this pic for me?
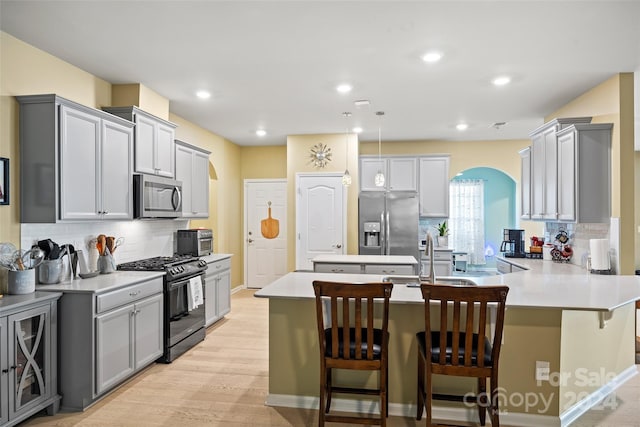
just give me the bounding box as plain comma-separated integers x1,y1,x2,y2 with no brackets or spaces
261,203,279,239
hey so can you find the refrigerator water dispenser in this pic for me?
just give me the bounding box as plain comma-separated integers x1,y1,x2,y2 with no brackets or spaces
363,222,381,247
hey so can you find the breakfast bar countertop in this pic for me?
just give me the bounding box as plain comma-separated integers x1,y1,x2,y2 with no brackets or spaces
255,259,640,312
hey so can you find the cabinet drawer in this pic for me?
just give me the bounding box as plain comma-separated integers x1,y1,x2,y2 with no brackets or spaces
208,257,231,272
422,251,452,261
364,264,415,275
96,278,163,314
314,263,362,274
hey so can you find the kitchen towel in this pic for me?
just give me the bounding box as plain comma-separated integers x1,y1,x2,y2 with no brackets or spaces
589,239,610,271
187,275,204,311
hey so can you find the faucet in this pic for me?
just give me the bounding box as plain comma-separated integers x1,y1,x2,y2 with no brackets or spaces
422,232,436,284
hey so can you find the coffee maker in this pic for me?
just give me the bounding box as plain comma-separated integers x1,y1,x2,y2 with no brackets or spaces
500,229,526,258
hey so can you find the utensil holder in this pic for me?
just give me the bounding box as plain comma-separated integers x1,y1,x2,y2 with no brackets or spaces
38,259,64,284
8,269,36,294
97,255,116,274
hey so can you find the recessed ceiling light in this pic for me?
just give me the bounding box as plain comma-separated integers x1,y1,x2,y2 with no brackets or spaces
352,127,363,134
196,90,211,99
354,99,370,107
492,76,511,86
336,84,352,94
456,123,468,131
422,51,443,63
256,129,267,137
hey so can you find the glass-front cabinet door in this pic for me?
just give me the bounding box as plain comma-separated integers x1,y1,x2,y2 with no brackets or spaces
1,316,8,425
8,305,51,418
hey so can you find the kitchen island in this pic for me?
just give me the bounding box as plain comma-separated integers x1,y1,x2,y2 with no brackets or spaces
255,260,640,426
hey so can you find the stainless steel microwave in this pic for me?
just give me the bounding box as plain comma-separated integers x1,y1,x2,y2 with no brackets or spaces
134,174,183,218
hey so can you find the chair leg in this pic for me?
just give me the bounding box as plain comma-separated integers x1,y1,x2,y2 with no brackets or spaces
490,374,500,427
325,367,332,413
319,364,326,427
477,377,487,426
425,366,432,427
385,356,389,417
416,350,425,420
380,358,387,427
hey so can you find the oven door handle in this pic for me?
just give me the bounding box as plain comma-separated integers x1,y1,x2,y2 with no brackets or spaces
168,274,204,291
168,280,189,291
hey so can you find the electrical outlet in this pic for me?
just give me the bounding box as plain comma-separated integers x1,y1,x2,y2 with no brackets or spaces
535,360,550,381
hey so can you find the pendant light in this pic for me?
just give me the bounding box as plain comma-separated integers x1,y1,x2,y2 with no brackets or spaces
374,111,385,187
341,112,352,187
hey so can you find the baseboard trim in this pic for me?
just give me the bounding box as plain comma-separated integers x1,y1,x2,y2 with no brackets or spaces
559,364,638,427
265,393,560,426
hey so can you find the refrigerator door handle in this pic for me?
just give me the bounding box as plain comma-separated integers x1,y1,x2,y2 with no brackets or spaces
380,211,386,254
385,211,390,255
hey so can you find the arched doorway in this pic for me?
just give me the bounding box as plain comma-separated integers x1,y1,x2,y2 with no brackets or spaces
451,167,516,270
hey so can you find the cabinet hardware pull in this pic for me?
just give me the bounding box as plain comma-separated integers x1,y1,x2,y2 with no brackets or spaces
2,369,8,373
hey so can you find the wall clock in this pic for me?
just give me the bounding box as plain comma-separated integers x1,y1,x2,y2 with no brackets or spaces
309,143,332,168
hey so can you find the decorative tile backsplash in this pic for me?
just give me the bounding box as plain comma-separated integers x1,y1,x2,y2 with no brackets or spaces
21,220,190,272
544,221,612,271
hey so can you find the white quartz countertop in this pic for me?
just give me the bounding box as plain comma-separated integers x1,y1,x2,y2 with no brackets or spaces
35,271,165,294
200,253,233,264
255,259,640,312
311,255,418,265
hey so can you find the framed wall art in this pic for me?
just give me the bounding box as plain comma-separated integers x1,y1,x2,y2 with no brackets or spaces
0,157,9,205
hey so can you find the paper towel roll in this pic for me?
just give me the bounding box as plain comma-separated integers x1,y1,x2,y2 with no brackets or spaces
589,239,610,270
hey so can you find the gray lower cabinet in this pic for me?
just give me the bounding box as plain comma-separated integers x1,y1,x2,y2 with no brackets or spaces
314,263,362,274
314,262,417,275
95,293,163,395
205,258,231,327
53,278,163,410
0,293,61,427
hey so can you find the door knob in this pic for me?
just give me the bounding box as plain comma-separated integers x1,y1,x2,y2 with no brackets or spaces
336,244,342,249
247,238,254,243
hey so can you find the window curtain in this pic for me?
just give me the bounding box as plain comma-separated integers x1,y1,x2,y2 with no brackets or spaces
449,179,486,265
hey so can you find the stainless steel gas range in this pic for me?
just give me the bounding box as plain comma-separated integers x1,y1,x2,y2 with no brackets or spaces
118,255,208,363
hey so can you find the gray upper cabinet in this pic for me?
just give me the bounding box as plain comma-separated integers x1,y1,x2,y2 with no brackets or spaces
556,123,612,223
175,140,210,218
17,95,134,223
418,156,450,217
103,106,176,178
360,156,417,192
519,147,531,219
528,117,591,220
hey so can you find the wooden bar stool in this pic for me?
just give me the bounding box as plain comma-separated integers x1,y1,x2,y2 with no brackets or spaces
416,284,509,426
312,280,393,427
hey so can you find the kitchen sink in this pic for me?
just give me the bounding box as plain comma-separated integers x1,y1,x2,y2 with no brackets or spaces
381,275,477,287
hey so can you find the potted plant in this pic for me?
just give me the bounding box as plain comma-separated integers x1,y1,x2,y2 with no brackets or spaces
436,221,449,247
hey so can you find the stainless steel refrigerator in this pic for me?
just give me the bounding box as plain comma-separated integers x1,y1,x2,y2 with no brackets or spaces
358,191,420,263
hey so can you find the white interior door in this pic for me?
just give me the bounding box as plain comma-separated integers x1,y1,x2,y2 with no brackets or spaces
296,173,346,270
244,180,287,288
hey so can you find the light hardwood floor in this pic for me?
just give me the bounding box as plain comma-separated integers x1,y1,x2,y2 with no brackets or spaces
23,289,640,427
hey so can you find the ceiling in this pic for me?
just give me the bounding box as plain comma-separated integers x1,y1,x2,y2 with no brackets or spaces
2,1,640,146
